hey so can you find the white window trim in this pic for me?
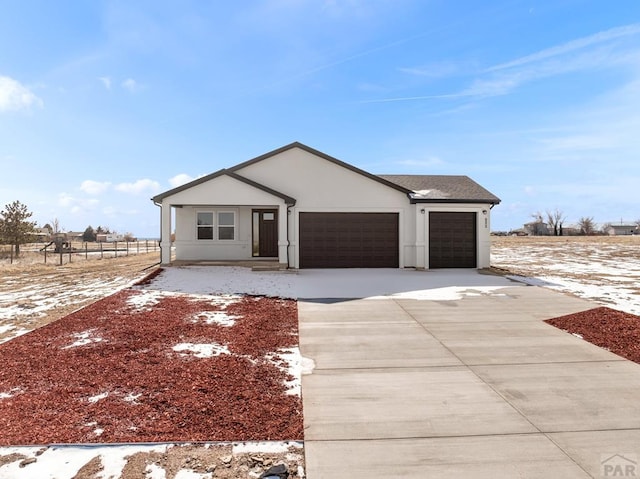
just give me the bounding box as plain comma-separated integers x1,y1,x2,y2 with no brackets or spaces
195,209,237,241
217,210,236,241
196,211,214,241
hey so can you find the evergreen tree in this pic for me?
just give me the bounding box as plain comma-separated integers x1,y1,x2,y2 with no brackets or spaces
0,201,37,256
83,225,97,242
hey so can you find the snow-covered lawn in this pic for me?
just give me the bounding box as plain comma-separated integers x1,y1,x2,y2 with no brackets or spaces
491,237,640,315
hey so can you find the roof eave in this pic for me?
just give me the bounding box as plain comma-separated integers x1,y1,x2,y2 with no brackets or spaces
409,198,501,205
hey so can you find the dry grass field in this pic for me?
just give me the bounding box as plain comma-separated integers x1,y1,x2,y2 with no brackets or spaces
491,235,640,314
0,252,160,343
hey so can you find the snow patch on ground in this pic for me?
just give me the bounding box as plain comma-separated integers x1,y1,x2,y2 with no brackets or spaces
0,444,169,479
87,392,109,403
172,342,230,358
265,348,303,396
0,442,303,479
63,329,104,349
0,387,22,399
140,266,515,300
190,310,238,327
232,441,303,454
492,239,640,315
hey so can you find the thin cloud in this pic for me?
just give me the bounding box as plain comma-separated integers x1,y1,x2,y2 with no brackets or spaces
58,193,99,213
364,23,640,104
399,61,460,78
98,76,112,90
80,180,111,195
0,76,43,112
486,23,640,72
115,179,160,195
121,78,138,92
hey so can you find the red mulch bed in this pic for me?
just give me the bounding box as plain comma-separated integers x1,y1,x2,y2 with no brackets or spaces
546,306,640,363
0,289,302,445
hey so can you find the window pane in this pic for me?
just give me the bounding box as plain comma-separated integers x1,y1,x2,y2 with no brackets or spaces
218,212,234,226
197,226,214,240
197,212,213,226
218,226,234,240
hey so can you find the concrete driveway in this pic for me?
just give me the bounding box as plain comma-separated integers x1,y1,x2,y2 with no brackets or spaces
299,270,640,478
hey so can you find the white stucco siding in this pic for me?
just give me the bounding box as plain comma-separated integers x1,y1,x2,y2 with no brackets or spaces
235,148,408,208
173,206,255,261
161,174,286,206
236,147,416,268
159,175,288,263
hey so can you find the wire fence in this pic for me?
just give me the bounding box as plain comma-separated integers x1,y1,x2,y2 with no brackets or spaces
0,240,160,266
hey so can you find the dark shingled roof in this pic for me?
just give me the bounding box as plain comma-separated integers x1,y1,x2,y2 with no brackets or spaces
378,175,501,204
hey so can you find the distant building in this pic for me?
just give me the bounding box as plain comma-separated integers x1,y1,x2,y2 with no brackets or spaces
605,224,637,236
96,233,124,242
560,224,580,236
523,221,550,236
67,231,85,242
33,227,51,242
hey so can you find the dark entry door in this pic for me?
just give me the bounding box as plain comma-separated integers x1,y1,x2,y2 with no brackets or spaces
252,209,278,257
429,212,477,268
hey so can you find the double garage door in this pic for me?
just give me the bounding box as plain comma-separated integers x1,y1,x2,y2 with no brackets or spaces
299,213,399,268
298,211,477,269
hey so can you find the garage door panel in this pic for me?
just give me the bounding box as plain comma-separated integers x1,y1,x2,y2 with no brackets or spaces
299,212,399,268
429,212,477,268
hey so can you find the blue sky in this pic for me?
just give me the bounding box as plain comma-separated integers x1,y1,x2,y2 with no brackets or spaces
1,0,639,237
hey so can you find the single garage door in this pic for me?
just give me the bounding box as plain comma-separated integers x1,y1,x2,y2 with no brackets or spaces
429,212,477,268
299,212,399,268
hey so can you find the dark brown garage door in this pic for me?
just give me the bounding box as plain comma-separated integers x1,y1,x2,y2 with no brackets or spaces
299,212,399,268
429,212,477,268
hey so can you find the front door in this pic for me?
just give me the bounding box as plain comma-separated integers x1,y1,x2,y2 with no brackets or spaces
252,209,278,257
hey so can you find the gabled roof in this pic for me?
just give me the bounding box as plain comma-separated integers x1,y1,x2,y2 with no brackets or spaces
152,169,296,205
152,142,500,206
378,175,501,204
229,142,412,195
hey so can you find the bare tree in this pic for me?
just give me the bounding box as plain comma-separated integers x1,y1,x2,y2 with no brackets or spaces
50,217,63,234
546,208,566,236
578,217,596,235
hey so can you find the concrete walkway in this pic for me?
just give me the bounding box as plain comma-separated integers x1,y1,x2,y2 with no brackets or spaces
299,273,640,478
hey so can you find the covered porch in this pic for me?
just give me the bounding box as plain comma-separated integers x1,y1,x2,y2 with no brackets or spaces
154,171,296,266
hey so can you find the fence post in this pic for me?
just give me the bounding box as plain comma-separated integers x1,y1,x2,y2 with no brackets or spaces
59,249,63,266
115,241,118,258
68,246,71,263
100,242,103,259
126,241,129,256
10,245,13,265
44,244,47,264
146,240,149,252
85,242,88,260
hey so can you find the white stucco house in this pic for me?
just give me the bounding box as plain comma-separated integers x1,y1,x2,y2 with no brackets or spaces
152,142,500,269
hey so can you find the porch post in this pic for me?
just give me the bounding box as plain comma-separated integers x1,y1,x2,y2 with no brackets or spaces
160,201,172,264
277,203,288,266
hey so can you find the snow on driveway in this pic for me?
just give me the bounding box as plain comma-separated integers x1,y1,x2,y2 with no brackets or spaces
139,266,515,300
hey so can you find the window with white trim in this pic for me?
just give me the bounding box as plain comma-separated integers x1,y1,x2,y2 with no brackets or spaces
196,212,214,240
217,211,235,240
196,210,236,240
